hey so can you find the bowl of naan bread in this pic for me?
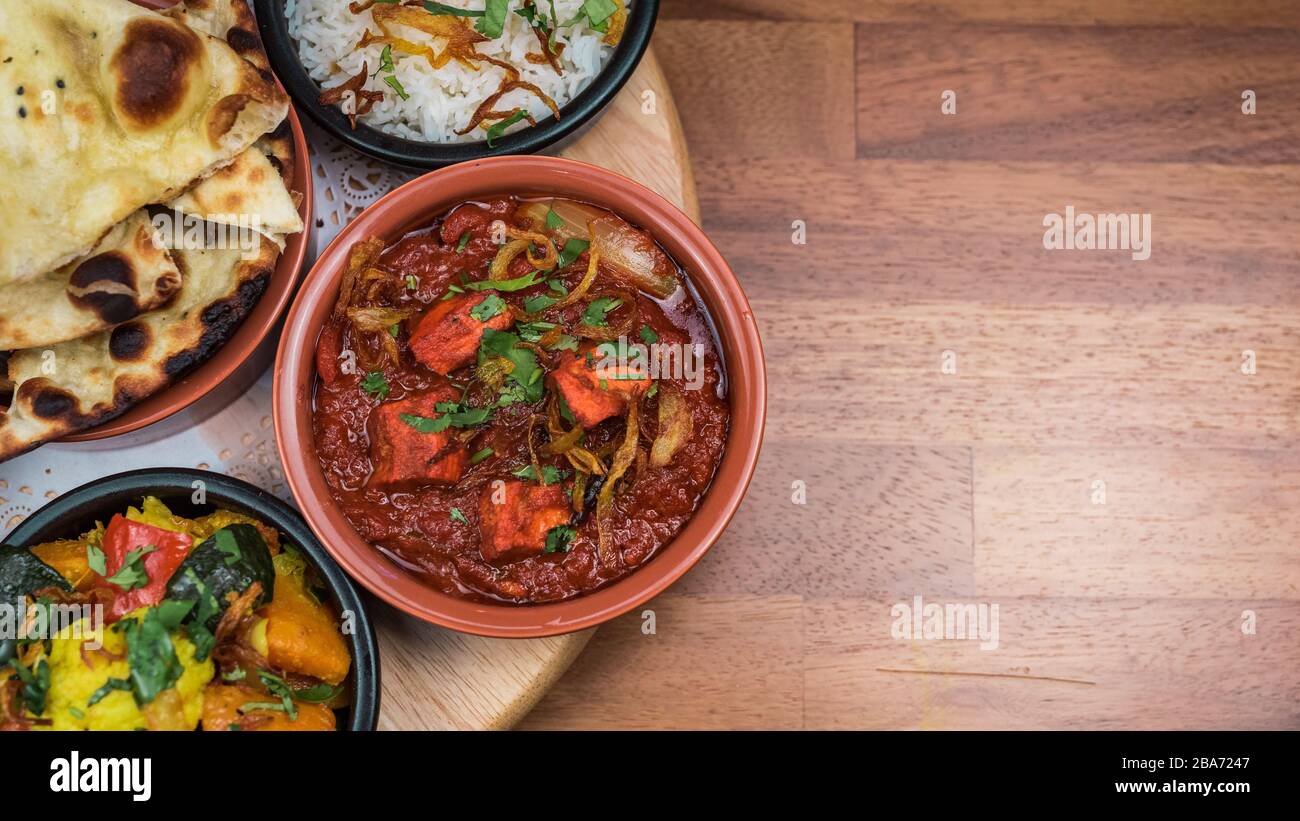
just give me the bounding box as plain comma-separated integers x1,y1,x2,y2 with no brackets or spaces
0,0,310,462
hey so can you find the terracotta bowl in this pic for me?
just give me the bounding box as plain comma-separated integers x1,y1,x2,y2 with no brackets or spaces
274,156,765,638
62,0,313,441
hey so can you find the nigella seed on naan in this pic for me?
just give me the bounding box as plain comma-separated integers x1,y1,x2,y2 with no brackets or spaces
0,0,288,283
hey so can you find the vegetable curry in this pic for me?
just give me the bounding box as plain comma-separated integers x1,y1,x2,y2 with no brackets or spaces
0,498,353,731
313,195,729,603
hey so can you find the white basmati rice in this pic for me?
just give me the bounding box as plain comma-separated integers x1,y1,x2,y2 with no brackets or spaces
284,0,620,143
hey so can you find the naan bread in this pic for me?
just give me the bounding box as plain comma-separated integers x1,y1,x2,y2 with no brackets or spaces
0,212,181,351
0,0,301,462
168,142,304,244
0,231,281,462
0,0,288,284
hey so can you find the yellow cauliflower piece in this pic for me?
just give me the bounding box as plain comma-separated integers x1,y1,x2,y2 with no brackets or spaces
37,608,214,731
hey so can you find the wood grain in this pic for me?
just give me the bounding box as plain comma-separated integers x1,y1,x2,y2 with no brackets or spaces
559,49,699,217
524,3,1300,729
973,447,1300,599
661,0,1300,27
521,595,805,730
652,22,855,161
855,25,1300,162
803,598,1300,730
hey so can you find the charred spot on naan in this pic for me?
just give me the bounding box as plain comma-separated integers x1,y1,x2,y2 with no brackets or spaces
225,26,270,81
66,252,143,325
166,0,273,76
12,375,156,427
24,381,80,422
163,262,270,378
64,245,180,327
107,17,209,134
206,92,253,146
257,119,295,190
109,321,153,362
0,353,13,411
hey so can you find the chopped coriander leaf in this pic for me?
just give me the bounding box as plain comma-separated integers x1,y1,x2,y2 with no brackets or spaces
239,701,291,715
122,608,185,705
9,657,50,715
639,324,659,344
517,320,557,342
257,670,298,721
405,274,419,290
496,383,528,407
361,370,390,400
388,324,400,338
557,392,577,425
543,524,577,554
556,238,589,269
400,403,492,434
258,670,293,696
548,279,568,295
479,329,544,403
517,0,559,42
523,293,559,313
105,545,157,590
470,293,508,321
585,0,619,26
383,74,409,100
562,0,617,31
474,0,510,38
545,208,564,230
550,333,579,352
581,296,623,327
87,676,131,708
294,683,343,703
512,464,567,485
373,44,394,76
86,543,106,575
450,507,469,525
456,231,472,253
646,381,659,399
463,270,544,292
485,108,530,147
470,446,494,465
424,1,484,16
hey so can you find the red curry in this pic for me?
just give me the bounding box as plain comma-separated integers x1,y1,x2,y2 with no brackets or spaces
312,196,729,604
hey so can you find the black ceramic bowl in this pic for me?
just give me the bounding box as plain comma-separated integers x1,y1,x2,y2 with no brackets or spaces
4,468,380,731
253,0,659,169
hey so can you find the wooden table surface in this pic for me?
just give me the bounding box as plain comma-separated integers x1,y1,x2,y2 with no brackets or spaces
522,0,1300,729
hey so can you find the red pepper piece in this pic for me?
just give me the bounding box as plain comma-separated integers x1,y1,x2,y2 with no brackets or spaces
96,515,193,622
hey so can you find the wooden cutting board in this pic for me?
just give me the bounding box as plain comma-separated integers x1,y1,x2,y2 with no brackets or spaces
375,47,698,730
